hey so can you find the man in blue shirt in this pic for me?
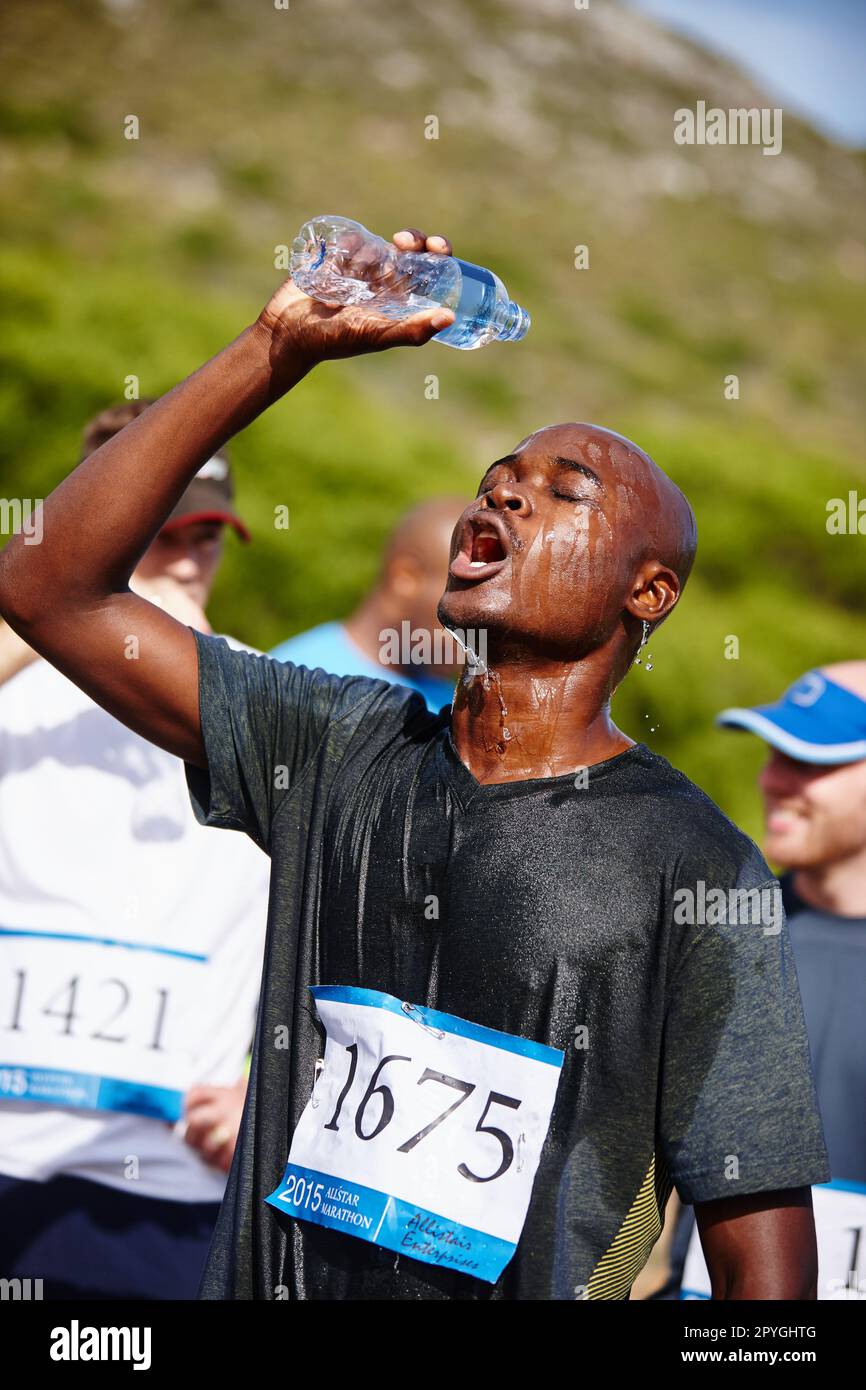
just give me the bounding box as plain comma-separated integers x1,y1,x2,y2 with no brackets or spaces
271,497,465,712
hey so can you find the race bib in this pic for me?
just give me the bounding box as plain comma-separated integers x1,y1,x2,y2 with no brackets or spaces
266,986,564,1284
0,926,207,1122
681,1180,866,1300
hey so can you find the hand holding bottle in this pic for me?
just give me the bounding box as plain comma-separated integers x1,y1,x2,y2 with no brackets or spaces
289,215,530,351
255,227,457,373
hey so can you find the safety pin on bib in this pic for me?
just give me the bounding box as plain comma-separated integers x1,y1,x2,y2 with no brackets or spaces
401,1001,446,1040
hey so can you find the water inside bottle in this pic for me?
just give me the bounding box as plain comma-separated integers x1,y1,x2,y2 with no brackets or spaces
433,260,500,349
290,218,529,347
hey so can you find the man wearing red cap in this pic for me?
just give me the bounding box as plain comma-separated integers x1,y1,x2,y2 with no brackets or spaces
0,401,268,1299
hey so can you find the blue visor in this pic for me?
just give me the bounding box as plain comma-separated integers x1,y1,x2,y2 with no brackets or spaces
717,670,866,764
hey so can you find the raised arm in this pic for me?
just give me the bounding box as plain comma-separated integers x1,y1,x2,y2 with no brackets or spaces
0,232,454,766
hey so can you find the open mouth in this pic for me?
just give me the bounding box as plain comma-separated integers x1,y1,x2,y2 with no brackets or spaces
449,514,511,582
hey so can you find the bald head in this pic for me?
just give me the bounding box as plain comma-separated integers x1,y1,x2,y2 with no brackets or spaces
520,423,698,611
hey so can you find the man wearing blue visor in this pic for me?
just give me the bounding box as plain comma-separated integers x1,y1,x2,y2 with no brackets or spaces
718,665,866,769
707,664,866,1298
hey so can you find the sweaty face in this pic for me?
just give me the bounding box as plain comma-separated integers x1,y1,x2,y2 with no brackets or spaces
438,424,663,658
759,750,866,870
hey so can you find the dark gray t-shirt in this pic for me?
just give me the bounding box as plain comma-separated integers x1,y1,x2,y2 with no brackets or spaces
186,634,829,1300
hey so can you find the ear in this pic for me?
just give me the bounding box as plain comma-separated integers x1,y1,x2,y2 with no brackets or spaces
624,560,681,625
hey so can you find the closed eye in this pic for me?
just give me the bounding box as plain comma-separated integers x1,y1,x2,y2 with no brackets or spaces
551,488,595,504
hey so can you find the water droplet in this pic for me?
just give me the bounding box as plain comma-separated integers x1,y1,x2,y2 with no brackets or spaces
645,661,653,671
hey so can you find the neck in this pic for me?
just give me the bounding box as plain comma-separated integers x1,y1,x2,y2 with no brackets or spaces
793,849,866,918
450,653,633,784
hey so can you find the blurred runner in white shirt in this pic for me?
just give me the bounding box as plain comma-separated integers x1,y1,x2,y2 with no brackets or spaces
0,401,269,1299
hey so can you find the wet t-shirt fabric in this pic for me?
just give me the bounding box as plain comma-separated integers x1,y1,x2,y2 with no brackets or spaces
185,634,830,1300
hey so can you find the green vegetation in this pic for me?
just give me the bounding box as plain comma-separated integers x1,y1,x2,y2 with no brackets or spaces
1,0,864,845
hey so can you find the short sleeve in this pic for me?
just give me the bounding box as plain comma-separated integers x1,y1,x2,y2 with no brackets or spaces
659,872,830,1204
184,630,371,853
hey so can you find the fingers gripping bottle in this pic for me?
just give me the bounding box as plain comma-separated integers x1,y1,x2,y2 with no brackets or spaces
290,215,530,350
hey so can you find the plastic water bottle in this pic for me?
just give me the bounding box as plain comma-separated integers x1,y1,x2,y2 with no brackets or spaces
290,215,530,351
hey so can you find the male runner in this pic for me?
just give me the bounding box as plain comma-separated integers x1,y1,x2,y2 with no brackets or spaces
0,228,829,1300
719,661,866,1185
0,401,269,1298
660,663,866,1299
